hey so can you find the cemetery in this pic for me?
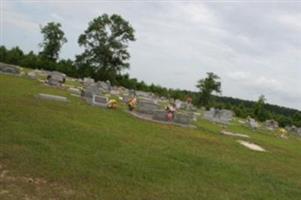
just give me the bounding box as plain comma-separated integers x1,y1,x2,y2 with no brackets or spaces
1,67,301,199
2,2,301,198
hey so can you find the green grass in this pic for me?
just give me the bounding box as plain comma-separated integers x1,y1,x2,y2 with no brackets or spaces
1,74,301,199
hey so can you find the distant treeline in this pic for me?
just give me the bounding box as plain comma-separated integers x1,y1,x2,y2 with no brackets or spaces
1,45,301,127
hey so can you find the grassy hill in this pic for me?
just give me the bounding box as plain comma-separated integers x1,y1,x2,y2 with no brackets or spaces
1,74,301,199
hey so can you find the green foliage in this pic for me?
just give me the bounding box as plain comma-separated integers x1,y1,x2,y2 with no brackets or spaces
76,14,135,83
196,72,221,107
39,22,67,62
254,95,268,121
4,46,24,65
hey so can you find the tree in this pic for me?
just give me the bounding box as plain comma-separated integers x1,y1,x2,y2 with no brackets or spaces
0,46,7,62
254,95,267,121
196,72,221,107
5,47,24,65
20,51,38,68
76,14,135,83
39,22,67,62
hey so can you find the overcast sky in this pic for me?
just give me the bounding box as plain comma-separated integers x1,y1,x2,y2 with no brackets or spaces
1,1,301,110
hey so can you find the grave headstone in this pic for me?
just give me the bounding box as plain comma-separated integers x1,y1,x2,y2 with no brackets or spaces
247,117,259,129
192,112,201,121
68,87,81,96
106,80,111,91
136,100,160,115
203,108,234,124
175,99,182,109
37,93,68,102
92,95,108,107
286,125,301,136
129,89,136,97
95,81,108,92
27,71,37,79
136,91,151,98
297,128,301,136
46,71,66,87
31,69,48,80
238,120,246,124
285,125,297,133
110,89,120,96
83,84,100,98
0,62,20,75
265,120,279,131
83,77,95,87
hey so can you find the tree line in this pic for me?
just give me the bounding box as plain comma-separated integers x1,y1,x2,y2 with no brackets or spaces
1,13,300,128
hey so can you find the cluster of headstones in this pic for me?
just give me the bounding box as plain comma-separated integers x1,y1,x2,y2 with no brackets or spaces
8,64,293,130
24,68,68,88
245,118,280,131
81,78,111,106
244,117,278,130
31,71,201,126
243,117,301,137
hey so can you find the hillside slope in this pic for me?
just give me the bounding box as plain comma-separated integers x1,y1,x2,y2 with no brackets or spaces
0,74,301,199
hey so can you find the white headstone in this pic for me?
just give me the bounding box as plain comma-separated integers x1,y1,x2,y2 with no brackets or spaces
37,93,68,102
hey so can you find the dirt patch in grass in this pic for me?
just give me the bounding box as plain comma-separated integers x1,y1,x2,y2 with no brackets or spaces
0,162,77,200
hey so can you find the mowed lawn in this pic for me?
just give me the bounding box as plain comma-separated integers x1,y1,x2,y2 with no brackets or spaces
1,74,301,200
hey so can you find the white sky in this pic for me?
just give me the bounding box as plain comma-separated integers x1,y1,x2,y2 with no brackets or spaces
1,1,301,110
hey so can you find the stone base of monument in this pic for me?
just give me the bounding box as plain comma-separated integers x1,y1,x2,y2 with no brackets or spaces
152,110,169,121
36,93,68,102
